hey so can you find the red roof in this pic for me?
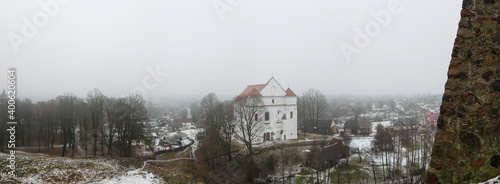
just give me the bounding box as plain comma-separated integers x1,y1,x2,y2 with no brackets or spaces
239,78,296,97
285,88,297,96
247,88,262,97
425,113,440,123
359,119,372,129
240,84,266,96
330,138,342,145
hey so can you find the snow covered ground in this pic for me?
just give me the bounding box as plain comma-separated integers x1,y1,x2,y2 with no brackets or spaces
350,137,373,151
181,128,201,140
98,170,161,184
477,175,500,184
181,128,201,160
0,128,205,183
371,121,392,135
0,153,162,184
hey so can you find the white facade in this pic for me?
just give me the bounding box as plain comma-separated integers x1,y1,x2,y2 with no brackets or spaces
238,77,298,142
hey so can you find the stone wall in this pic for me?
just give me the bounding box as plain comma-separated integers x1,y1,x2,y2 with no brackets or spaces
426,0,500,183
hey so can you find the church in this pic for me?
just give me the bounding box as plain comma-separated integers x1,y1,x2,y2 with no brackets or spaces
238,77,298,141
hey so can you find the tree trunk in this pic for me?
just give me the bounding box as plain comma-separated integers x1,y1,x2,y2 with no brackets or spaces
101,134,104,156
85,133,88,157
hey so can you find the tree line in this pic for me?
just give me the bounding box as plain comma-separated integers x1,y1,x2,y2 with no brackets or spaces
0,88,148,157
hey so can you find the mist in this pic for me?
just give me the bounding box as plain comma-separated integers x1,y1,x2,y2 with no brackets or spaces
0,0,462,101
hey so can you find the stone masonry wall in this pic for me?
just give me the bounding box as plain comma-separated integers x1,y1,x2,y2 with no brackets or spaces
426,0,500,183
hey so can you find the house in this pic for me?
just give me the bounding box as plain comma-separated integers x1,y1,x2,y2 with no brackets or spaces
310,140,346,170
133,143,154,158
169,123,183,131
174,118,196,130
343,119,356,134
425,112,439,125
331,121,341,134
359,119,372,135
236,77,298,141
314,120,337,134
343,119,372,135
391,119,414,131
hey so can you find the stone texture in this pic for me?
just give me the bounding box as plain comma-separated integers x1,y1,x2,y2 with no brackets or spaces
427,0,500,183
457,28,474,38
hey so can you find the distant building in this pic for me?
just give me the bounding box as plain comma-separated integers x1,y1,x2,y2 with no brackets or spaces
391,119,416,131
358,119,372,135
425,112,439,125
343,119,372,135
172,118,195,130
314,119,338,134
236,77,298,141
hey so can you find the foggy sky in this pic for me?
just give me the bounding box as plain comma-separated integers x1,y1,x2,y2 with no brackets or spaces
0,0,462,101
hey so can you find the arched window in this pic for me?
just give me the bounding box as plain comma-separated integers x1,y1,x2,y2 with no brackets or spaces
265,112,270,121
290,111,293,119
272,99,274,104
255,114,258,121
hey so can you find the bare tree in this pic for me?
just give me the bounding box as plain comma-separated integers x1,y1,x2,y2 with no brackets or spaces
351,107,362,136
57,93,81,157
18,98,35,146
105,97,125,156
181,108,189,118
365,144,378,184
39,99,59,150
199,93,221,167
76,100,90,157
215,100,235,161
233,95,265,182
189,102,201,124
342,134,352,166
301,89,328,133
233,95,264,159
122,94,148,157
33,102,43,152
86,88,105,157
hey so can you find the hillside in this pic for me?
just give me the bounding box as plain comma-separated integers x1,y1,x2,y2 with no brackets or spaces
0,153,161,184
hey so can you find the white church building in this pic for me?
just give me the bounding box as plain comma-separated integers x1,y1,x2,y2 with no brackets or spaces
238,77,298,141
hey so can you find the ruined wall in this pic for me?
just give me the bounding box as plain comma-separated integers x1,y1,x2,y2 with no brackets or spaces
426,0,500,183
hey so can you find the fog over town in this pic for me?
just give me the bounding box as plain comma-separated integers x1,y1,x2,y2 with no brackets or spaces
1,0,461,101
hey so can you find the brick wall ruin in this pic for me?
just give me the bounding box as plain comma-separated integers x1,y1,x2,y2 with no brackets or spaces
426,0,500,183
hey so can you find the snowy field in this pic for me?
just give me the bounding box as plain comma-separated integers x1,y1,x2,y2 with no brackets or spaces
0,153,162,183
99,169,161,184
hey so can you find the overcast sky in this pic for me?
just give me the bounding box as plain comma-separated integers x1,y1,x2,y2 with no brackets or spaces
0,0,462,101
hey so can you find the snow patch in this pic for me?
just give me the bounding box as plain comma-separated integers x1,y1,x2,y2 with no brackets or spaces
99,170,161,184
350,137,373,151
477,175,500,184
